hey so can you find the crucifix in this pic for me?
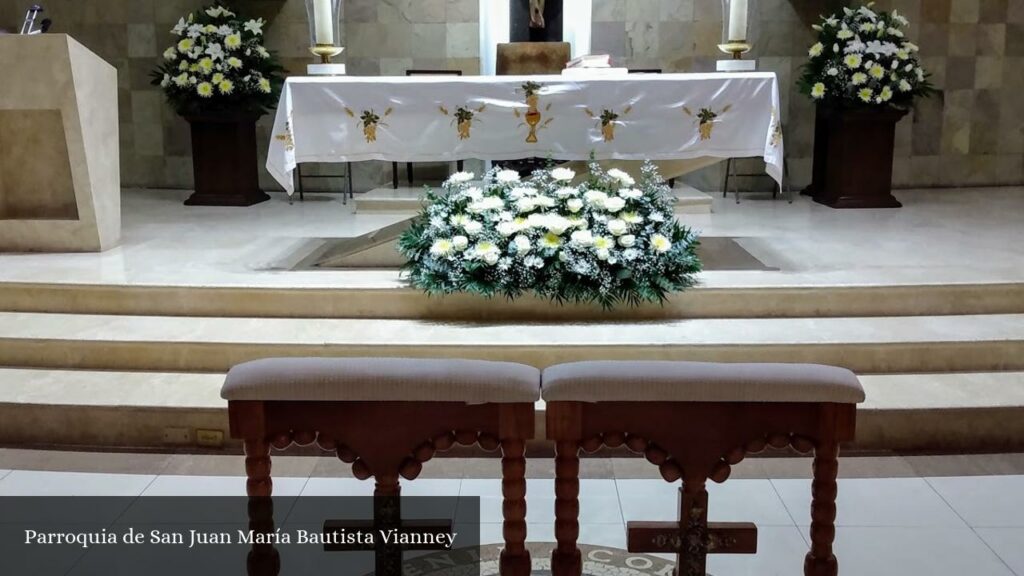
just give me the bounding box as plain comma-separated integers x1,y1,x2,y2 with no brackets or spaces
627,479,757,576
322,489,455,576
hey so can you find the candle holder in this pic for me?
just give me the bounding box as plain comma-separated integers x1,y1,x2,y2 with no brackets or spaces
305,0,346,75
717,0,756,72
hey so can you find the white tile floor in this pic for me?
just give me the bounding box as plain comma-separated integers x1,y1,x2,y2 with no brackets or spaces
1,470,1022,575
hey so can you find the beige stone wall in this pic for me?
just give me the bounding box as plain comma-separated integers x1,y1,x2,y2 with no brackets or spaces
1,0,1021,192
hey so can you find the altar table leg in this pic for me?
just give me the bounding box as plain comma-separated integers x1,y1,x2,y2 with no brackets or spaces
500,439,531,576
552,440,581,576
805,441,840,576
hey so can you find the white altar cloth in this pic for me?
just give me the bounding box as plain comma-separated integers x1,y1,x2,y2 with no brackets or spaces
267,72,785,195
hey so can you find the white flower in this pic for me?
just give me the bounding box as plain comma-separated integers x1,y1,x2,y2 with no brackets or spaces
539,232,562,249
256,46,270,59
498,211,514,221
649,212,665,222
173,73,189,87
258,78,272,94
163,47,178,61
177,38,194,53
623,248,640,260
186,24,203,39
171,17,188,35
196,82,214,98
593,236,614,251
851,72,868,85
513,235,532,254
508,186,535,199
844,53,863,69
448,171,475,184
244,18,265,35
524,254,544,268
619,188,643,199
469,196,504,213
226,56,243,69
550,167,576,181
837,28,854,40
916,67,925,82
566,198,584,213
811,82,826,99
898,79,912,92
534,195,556,209
464,221,483,235
452,236,469,250
160,74,171,87
603,197,627,212
496,169,520,183
205,43,225,60
857,87,873,103
543,215,572,235
650,234,672,253
218,79,234,94
571,230,595,246
827,67,839,77
217,25,232,36
607,219,628,236
472,242,501,265
868,63,886,79
877,85,893,102
808,42,824,57
515,197,537,213
462,186,484,201
450,214,470,227
622,211,643,224
497,221,518,236
606,168,635,186
430,239,454,256
206,6,225,17
596,249,611,261
618,234,636,248
555,186,578,198
584,190,608,208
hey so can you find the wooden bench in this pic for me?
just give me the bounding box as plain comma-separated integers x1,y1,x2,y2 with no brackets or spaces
223,357,540,576
543,360,864,576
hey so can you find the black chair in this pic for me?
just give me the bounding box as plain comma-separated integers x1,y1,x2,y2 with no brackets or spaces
295,163,353,204
392,69,464,188
722,157,793,204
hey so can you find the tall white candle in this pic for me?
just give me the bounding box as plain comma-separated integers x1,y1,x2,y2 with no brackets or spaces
314,0,334,45
728,0,748,41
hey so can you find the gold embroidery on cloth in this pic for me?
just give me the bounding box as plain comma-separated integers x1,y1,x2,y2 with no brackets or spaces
274,120,295,152
683,105,732,140
345,106,393,143
513,81,553,143
440,103,487,140
585,105,632,142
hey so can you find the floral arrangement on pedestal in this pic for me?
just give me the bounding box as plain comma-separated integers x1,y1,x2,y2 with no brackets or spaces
796,2,933,209
151,3,284,116
150,3,285,206
798,2,932,108
398,163,702,309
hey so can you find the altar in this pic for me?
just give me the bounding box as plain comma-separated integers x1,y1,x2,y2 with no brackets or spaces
266,72,784,195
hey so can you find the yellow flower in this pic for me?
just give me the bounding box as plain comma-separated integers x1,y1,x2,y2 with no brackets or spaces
176,38,193,53
808,42,824,57
196,82,214,98
198,57,214,74
227,56,243,69
225,33,242,50
258,78,272,94
851,72,868,85
869,63,885,79
878,85,893,102
593,236,614,250
650,234,672,253
204,24,218,33
218,79,234,94
811,82,826,99
173,73,189,87
622,211,643,224
843,53,862,69
212,72,224,84
857,87,873,102
540,232,562,249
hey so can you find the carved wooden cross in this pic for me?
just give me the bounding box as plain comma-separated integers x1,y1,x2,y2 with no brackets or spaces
322,494,454,576
627,485,757,576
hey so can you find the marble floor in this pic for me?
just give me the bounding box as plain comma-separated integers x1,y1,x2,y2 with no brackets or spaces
2,450,1024,575
0,186,1022,289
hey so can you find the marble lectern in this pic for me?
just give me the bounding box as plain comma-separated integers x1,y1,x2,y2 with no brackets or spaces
0,34,120,252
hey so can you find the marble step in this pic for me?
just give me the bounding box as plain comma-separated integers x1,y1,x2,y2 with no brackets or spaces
1,368,1022,451
0,312,1021,373
1,281,1022,320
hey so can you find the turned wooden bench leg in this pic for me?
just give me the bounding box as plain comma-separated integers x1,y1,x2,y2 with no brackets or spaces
244,438,279,576
805,441,840,576
552,440,581,576
500,438,530,576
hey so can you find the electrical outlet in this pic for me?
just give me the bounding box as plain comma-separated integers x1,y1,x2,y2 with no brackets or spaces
196,429,224,448
162,427,191,445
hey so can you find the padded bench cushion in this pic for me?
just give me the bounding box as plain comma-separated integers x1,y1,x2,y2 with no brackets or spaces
222,357,541,403
542,361,865,403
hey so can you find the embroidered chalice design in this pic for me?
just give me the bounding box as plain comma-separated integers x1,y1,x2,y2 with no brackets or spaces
345,106,393,142
683,105,732,140
274,120,295,151
585,106,632,141
439,103,487,140
513,81,553,143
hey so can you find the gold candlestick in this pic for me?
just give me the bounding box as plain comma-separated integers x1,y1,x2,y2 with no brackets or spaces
717,41,752,60
310,43,343,64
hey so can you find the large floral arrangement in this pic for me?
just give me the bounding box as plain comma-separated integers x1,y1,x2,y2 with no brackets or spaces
398,163,701,309
798,3,932,108
151,3,284,116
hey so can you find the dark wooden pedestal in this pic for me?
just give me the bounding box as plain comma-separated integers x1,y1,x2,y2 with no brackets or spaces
547,401,857,576
805,106,908,209
230,400,534,576
184,114,270,207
